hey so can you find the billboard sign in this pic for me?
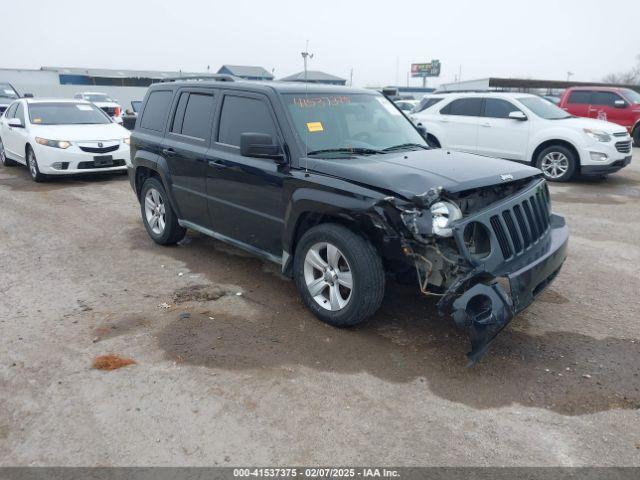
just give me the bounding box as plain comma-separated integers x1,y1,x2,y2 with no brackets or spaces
411,60,441,78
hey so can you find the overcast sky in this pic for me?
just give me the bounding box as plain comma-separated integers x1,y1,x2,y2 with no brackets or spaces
2,0,639,87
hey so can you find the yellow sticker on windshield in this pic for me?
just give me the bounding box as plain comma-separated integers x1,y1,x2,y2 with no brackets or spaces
306,121,324,132
33,118,42,123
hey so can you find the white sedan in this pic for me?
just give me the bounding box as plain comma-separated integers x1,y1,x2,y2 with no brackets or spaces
0,98,130,182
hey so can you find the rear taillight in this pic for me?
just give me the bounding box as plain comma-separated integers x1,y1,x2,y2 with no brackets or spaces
115,106,121,117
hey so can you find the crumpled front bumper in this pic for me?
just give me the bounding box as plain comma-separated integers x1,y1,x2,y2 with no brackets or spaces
432,179,569,364
448,214,569,364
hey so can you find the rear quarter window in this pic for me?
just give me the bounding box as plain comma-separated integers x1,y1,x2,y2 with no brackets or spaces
140,90,173,132
567,91,592,105
440,98,483,117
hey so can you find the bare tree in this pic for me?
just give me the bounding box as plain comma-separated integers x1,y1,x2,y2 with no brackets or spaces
603,55,640,85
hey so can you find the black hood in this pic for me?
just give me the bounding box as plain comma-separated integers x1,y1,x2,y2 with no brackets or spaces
306,149,541,199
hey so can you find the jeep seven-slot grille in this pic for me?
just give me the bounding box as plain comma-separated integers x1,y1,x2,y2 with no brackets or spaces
488,186,551,260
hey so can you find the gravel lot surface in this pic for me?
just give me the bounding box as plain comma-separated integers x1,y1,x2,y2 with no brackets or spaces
1,150,639,466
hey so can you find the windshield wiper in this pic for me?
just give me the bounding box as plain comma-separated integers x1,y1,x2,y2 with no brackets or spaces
307,147,382,156
382,143,429,152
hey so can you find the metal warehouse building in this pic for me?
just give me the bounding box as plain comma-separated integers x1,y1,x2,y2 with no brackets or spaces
0,66,211,110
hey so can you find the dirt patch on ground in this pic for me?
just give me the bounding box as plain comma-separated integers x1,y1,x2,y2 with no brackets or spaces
173,284,228,303
157,281,640,416
92,354,137,371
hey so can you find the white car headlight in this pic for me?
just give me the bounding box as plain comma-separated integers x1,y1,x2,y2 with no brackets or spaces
583,128,611,143
430,201,462,237
35,137,70,149
123,137,131,145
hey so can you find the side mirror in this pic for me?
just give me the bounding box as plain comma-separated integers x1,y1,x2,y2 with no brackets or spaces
614,99,627,109
22,93,34,98
8,118,24,128
508,111,527,121
416,124,427,138
240,133,285,163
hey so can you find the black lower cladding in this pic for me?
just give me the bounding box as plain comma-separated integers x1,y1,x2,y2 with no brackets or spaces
451,214,569,364
581,156,632,175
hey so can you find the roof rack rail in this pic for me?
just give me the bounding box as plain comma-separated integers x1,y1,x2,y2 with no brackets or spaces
159,74,237,83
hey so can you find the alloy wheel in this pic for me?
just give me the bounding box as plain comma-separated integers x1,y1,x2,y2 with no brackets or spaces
28,151,38,178
303,242,353,311
540,152,569,179
144,188,166,235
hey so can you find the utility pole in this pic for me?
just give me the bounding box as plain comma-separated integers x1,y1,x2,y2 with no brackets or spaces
349,68,353,87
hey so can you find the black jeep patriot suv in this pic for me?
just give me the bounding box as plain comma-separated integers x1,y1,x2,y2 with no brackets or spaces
129,77,569,362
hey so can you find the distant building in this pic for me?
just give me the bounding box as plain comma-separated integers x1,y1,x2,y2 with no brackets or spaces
279,70,347,86
217,65,274,81
0,66,211,110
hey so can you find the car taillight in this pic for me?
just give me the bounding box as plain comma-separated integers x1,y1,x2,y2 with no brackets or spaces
115,106,121,117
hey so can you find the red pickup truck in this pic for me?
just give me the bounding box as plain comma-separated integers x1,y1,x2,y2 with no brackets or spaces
559,86,640,146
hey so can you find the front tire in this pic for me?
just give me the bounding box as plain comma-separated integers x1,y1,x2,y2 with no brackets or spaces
0,137,17,166
535,145,577,182
293,223,385,327
633,126,640,148
140,177,186,245
27,147,47,182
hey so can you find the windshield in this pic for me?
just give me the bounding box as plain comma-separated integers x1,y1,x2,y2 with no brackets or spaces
283,93,427,157
621,88,640,104
84,93,114,103
0,84,19,100
518,96,571,119
28,103,112,125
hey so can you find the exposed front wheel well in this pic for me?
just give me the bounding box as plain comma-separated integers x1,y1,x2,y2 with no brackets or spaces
531,140,580,170
285,212,382,276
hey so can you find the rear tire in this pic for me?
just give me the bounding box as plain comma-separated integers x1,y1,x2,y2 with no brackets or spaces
140,177,186,245
27,147,47,182
633,126,640,148
293,223,385,327
0,137,17,166
535,144,577,182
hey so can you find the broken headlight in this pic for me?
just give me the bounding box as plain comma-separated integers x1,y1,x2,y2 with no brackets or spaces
430,201,462,237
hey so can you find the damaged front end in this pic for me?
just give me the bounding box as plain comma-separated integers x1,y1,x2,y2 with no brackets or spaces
374,177,569,364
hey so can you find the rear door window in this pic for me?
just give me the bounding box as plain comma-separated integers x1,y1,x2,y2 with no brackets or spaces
217,95,277,147
171,92,214,140
140,90,172,132
567,91,592,104
440,98,483,116
483,98,521,118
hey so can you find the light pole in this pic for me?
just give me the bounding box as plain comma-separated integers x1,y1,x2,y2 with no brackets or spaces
301,40,314,83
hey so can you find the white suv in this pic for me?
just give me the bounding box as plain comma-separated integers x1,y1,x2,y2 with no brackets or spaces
412,92,633,181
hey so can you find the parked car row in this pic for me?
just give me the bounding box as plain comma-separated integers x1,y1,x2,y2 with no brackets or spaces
411,92,633,182
0,98,130,181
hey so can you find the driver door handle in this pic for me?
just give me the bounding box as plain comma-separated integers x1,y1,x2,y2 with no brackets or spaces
208,160,227,169
162,148,176,156
481,122,492,127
